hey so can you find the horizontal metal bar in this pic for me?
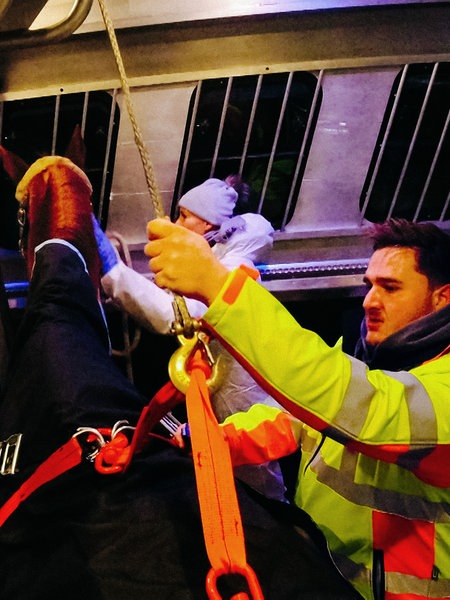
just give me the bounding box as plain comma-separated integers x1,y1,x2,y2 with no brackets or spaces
0,0,93,50
0,5,449,99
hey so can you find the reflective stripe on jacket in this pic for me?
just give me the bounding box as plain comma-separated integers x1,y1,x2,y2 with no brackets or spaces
205,267,450,600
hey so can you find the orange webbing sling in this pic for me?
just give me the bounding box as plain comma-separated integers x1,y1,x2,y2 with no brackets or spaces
185,349,264,600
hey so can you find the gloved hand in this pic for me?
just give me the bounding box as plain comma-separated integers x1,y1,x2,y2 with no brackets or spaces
91,215,119,276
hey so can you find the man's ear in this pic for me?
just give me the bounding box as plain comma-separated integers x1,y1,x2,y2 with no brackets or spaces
433,283,450,310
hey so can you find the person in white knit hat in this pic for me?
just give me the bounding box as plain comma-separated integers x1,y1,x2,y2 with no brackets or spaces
95,176,288,502
176,178,238,232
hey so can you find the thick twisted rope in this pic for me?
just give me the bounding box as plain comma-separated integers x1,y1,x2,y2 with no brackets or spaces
96,0,195,336
96,0,163,218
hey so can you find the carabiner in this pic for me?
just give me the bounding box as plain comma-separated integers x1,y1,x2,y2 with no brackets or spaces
168,331,223,395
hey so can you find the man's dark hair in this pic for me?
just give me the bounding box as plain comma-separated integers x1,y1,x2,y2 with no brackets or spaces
369,218,450,287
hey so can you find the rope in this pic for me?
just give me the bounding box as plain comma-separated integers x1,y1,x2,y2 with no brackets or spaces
96,0,195,337
106,231,141,381
96,0,163,218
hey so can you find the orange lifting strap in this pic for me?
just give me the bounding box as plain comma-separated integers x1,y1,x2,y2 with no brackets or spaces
185,349,264,600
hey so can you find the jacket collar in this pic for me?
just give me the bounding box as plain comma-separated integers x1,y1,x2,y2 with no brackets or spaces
354,304,450,371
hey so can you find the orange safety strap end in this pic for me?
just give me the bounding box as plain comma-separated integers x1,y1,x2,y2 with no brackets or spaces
186,350,264,600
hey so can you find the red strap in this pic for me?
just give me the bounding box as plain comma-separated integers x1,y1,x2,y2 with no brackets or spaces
0,437,83,527
186,350,264,600
125,380,184,461
0,381,184,526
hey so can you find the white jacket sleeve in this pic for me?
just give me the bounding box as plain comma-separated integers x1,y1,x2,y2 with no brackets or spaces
101,261,208,334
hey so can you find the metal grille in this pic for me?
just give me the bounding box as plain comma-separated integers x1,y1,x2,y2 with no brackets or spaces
0,89,120,237
360,62,450,224
174,71,322,231
0,90,120,305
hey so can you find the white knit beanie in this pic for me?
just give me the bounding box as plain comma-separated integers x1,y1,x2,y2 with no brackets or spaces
178,178,238,226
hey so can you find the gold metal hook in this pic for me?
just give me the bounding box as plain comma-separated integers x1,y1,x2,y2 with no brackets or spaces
168,332,223,395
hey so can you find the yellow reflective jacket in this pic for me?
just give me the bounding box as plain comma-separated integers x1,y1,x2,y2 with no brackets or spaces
202,267,450,600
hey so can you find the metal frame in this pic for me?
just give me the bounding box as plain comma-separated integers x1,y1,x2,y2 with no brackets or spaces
0,0,93,49
0,5,448,99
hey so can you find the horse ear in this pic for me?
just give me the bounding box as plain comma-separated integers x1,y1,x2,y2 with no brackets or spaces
0,146,30,184
64,124,86,171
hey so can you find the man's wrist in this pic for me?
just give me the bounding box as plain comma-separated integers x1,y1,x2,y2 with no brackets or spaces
200,263,230,305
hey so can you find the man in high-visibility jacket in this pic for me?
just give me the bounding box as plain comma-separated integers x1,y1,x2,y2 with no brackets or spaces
146,217,450,600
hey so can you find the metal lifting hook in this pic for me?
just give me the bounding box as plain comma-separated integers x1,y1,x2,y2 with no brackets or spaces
168,330,223,395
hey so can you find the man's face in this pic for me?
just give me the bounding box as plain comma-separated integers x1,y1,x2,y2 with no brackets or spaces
363,246,435,346
175,207,213,235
